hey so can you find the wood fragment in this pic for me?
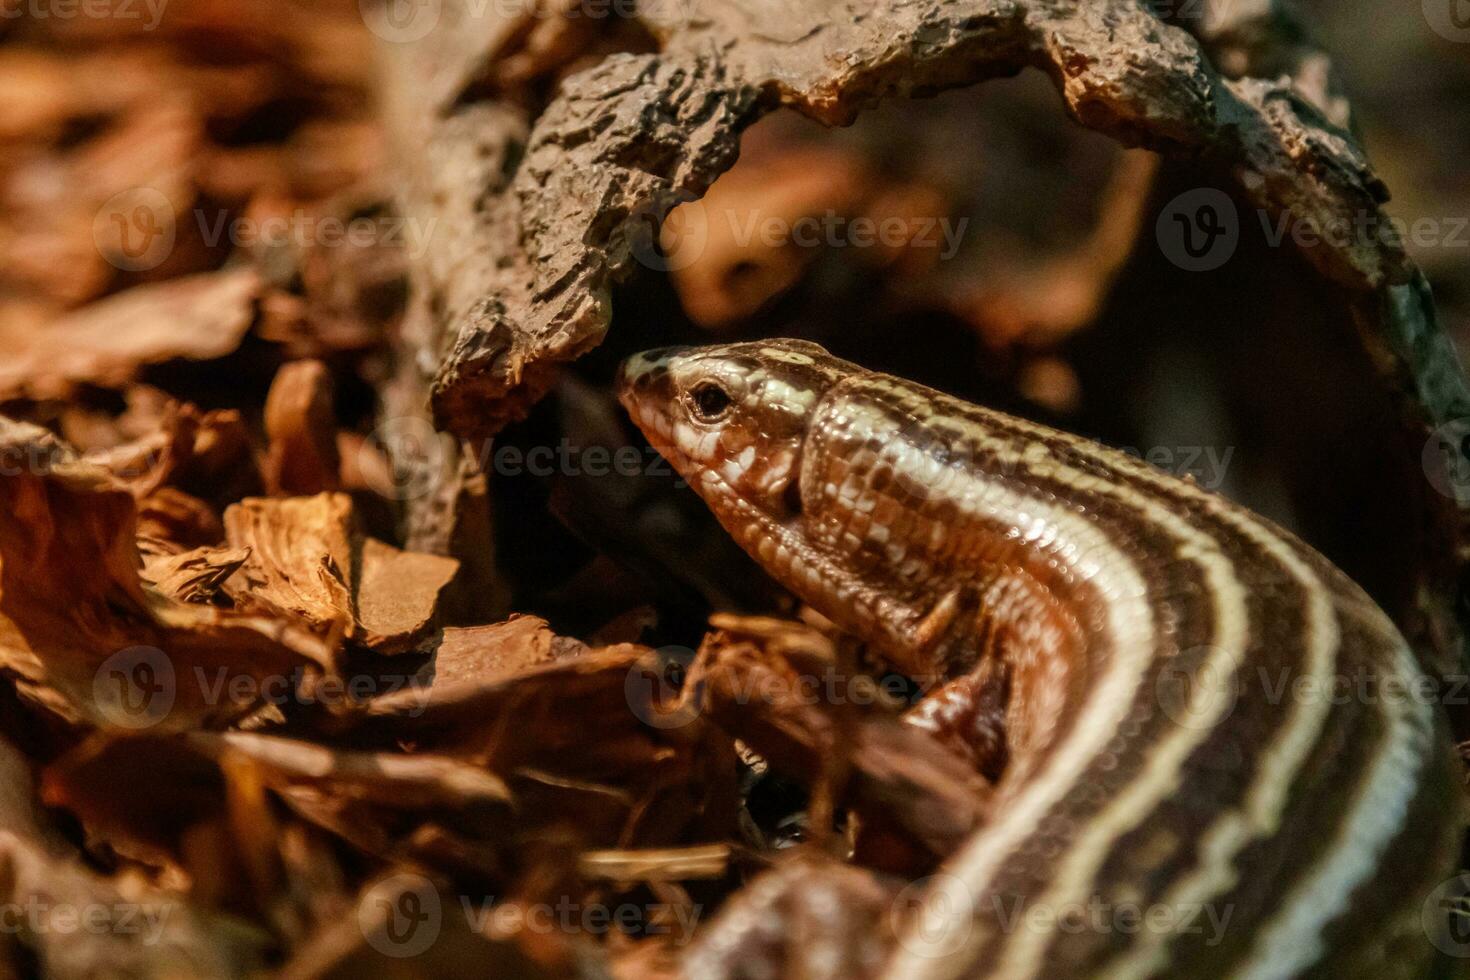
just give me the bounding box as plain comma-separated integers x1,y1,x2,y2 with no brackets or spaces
265,360,341,498
223,493,460,654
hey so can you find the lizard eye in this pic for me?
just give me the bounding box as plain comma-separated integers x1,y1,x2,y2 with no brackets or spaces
688,381,734,423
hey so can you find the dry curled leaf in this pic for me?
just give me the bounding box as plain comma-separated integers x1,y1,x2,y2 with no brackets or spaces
0,418,330,730
141,544,252,603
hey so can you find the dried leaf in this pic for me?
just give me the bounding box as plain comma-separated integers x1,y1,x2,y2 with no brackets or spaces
688,618,989,862
0,418,330,730
192,731,512,810
141,545,252,603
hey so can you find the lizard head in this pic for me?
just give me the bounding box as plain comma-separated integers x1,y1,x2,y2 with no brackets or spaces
617,339,850,525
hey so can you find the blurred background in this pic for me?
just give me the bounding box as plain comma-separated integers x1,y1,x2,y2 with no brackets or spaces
1303,0,1470,353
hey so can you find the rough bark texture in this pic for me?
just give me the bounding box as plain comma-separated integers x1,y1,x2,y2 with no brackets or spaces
378,0,1470,692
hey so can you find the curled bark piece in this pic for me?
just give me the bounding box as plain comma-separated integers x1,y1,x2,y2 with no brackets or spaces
224,495,357,644
381,0,1470,696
